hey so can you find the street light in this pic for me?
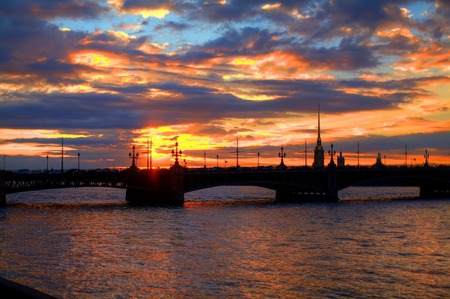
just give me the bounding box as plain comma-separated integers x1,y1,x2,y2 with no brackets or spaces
171,142,182,165
257,152,260,168
328,143,336,167
77,152,80,171
129,145,139,169
278,147,286,167
424,149,430,167
204,151,206,169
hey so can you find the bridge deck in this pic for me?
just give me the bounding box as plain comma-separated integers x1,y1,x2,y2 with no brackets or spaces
1,166,449,205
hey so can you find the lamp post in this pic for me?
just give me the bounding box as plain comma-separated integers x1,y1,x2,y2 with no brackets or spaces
46,155,49,173
278,147,286,167
424,149,430,167
171,142,182,166
77,152,80,171
203,151,206,169
304,139,308,167
328,143,336,167
216,155,219,168
61,137,64,173
231,137,243,169
357,141,360,168
147,137,152,170
129,145,139,169
257,152,260,168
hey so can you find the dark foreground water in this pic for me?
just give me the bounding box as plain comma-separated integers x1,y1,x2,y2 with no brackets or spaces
1,186,449,298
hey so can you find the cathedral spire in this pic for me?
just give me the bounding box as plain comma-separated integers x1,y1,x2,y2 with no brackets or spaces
313,103,325,168
317,103,321,145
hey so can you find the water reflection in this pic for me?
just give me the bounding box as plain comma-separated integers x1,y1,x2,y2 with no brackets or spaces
1,187,448,298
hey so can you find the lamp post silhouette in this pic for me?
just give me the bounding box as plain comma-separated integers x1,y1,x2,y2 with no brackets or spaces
129,145,139,170
278,147,286,168
424,149,430,167
146,137,152,170
231,137,243,169
304,139,308,167
357,141,360,168
216,155,219,168
77,152,80,171
61,137,64,173
46,155,49,173
328,143,336,167
203,151,206,169
257,152,260,168
171,142,182,166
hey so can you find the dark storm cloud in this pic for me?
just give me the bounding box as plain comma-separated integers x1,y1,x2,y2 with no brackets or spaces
26,59,92,84
420,0,450,40
145,78,406,124
0,0,109,19
283,0,412,39
296,37,379,70
2,131,134,153
176,25,376,71
0,93,145,129
193,27,285,55
0,16,88,76
175,26,293,65
335,131,450,154
3,64,429,131
0,77,408,130
93,83,150,95
154,21,189,32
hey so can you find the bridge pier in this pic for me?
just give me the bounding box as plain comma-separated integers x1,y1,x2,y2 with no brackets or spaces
125,164,185,206
420,184,450,199
275,168,339,202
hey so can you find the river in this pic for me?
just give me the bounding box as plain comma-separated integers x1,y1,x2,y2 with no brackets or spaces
1,186,449,298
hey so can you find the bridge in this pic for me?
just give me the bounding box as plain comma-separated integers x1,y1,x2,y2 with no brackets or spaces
1,165,449,206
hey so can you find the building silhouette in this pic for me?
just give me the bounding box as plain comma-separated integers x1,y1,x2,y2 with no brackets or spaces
313,104,325,168
337,152,345,168
372,152,386,169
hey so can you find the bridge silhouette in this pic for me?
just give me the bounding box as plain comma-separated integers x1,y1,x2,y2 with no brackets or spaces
1,164,449,206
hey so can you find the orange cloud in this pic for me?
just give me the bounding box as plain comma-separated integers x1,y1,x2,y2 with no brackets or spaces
109,0,170,18
393,43,450,74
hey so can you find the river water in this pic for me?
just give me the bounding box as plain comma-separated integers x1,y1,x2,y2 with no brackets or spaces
1,186,449,298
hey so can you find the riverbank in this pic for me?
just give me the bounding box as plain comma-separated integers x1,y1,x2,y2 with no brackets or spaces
0,277,57,299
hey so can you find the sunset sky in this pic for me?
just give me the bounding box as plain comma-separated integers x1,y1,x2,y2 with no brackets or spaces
0,0,449,170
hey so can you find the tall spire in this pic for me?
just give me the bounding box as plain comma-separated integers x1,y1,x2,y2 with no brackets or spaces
318,103,321,137
313,103,325,168
317,103,322,146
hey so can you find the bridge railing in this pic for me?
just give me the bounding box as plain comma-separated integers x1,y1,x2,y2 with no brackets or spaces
2,171,129,194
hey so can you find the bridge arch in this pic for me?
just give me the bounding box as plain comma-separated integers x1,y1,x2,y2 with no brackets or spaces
183,169,336,201
336,168,450,199
185,185,275,202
